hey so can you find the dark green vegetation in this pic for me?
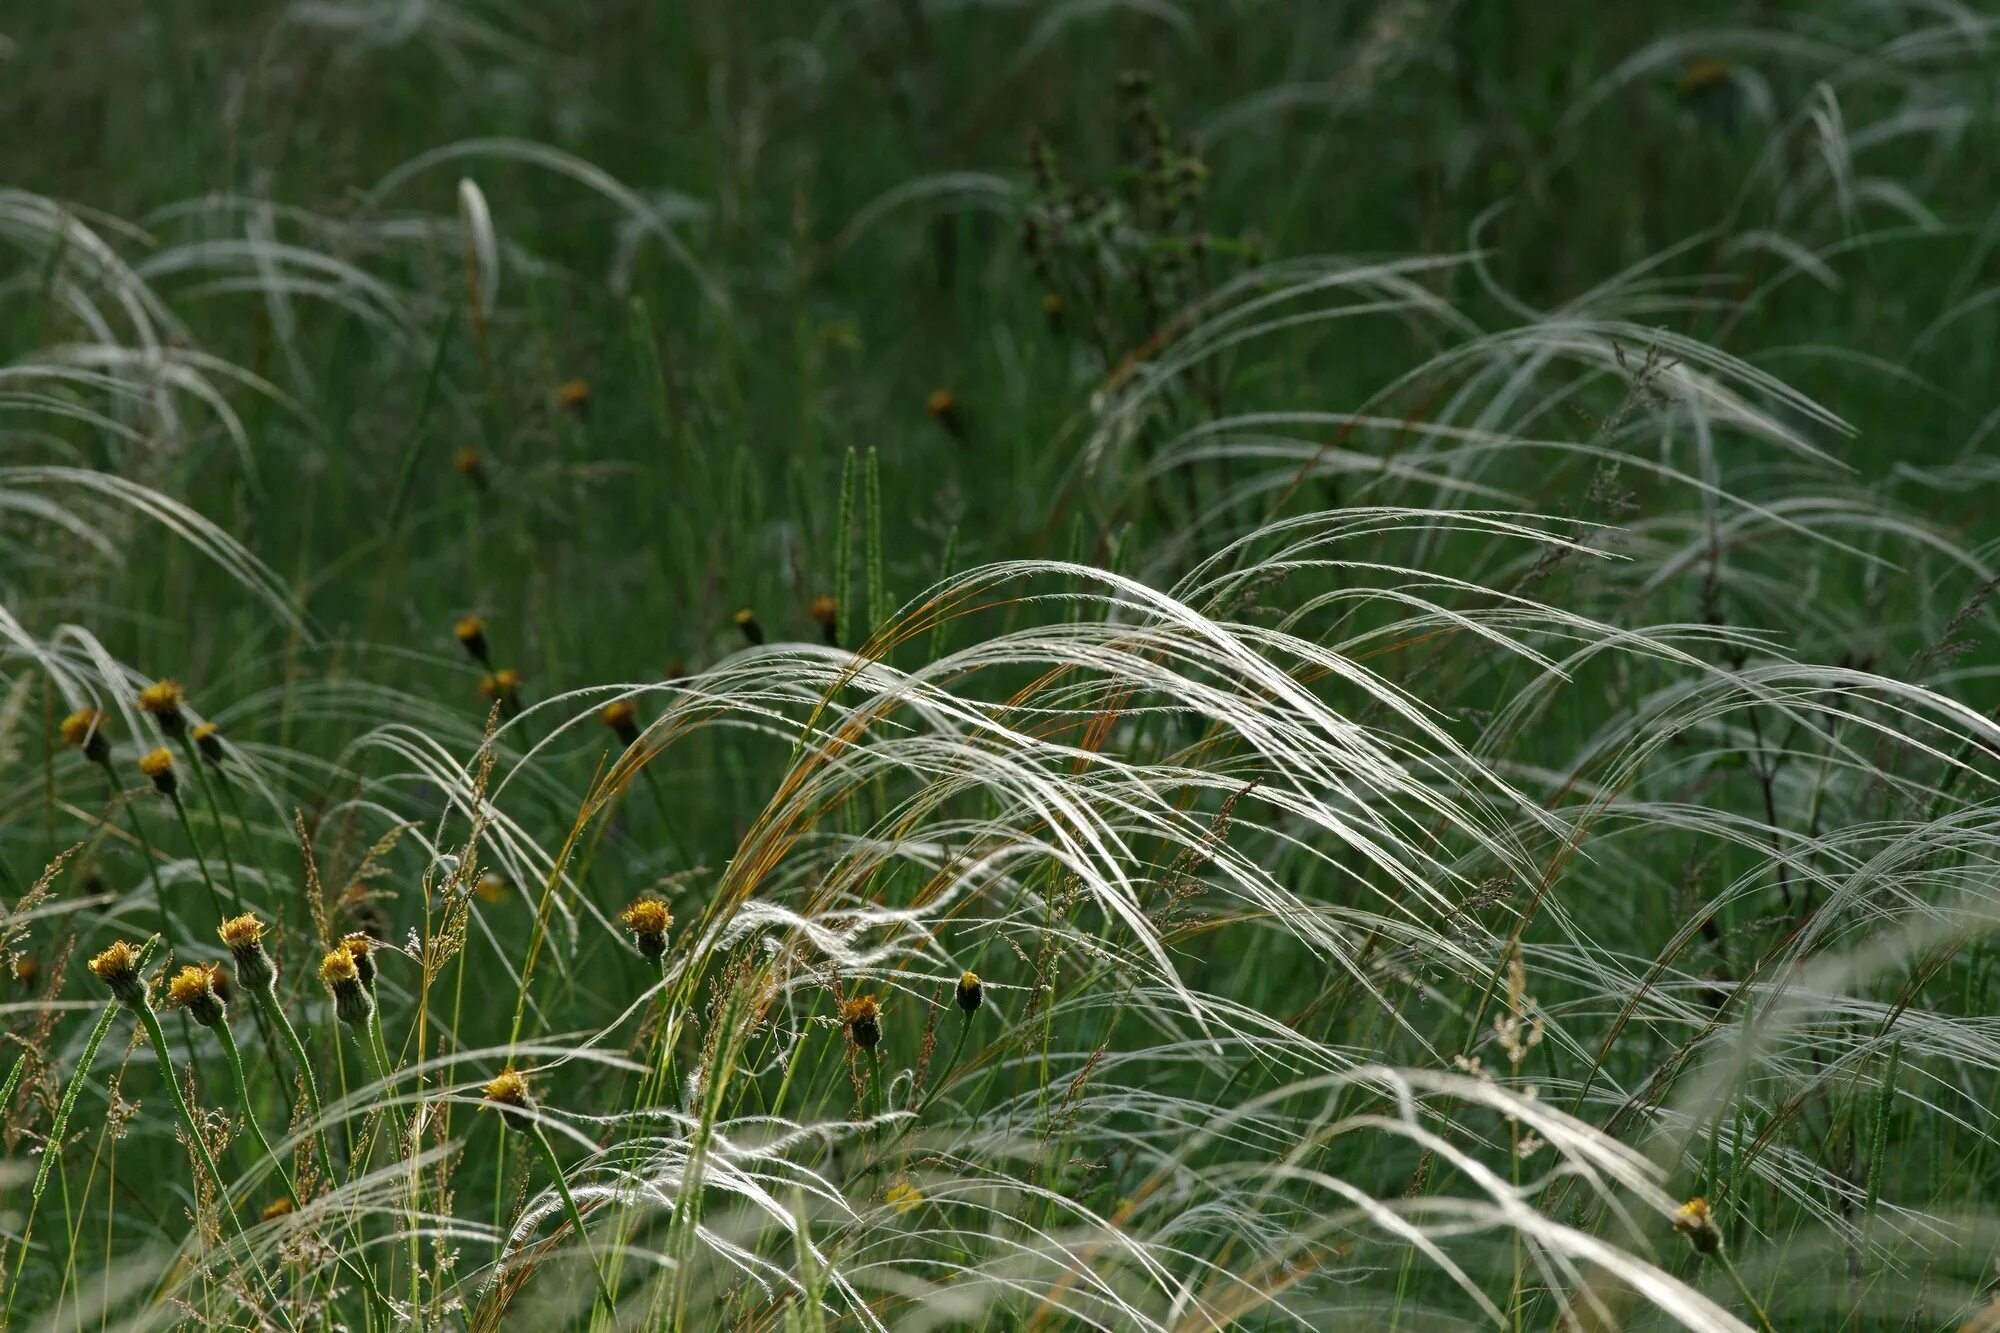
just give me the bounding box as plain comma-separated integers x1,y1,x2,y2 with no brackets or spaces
2,2,1998,1329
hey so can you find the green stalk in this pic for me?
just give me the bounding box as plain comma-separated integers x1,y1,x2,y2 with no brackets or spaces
130,1000,294,1327
526,1122,617,1314
252,987,338,1191
178,740,243,913
165,787,228,924
1717,1252,1778,1333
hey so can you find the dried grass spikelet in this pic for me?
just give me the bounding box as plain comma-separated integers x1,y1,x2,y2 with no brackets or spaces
88,939,148,1008
840,994,882,1051
955,970,983,1014
167,962,229,1028
136,680,188,737
482,1066,534,1131
600,698,640,747
219,912,276,992
60,708,111,763
319,947,373,1026
620,896,671,960
138,747,177,796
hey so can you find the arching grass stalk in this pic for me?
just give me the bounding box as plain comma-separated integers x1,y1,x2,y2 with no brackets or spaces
84,940,293,1327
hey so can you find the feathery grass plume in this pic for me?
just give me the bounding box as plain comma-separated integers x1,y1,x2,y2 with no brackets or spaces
555,377,591,416
137,746,176,795
339,932,377,991
733,607,764,646
954,970,983,1014
166,961,228,1028
135,679,187,737
189,720,225,765
925,387,962,438
86,939,147,1008
479,666,521,717
840,994,882,1051
599,697,640,747
218,912,274,992
59,707,110,763
452,446,487,491
810,594,839,647
620,896,671,960
319,946,373,1026
482,1065,534,1133
454,614,490,664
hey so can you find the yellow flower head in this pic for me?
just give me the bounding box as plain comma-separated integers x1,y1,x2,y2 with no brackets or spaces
454,615,486,647
318,948,358,986
482,1066,535,1130
475,872,509,904
556,379,591,412
167,961,228,1027
136,680,184,717
926,389,957,419
955,969,983,1014
600,698,640,743
809,595,837,625
60,708,108,749
840,994,882,1050
341,932,377,988
218,913,266,949
1672,1196,1722,1254
88,940,147,1006
167,962,224,1007
261,1196,295,1222
621,897,670,936
453,446,483,477
479,668,522,699
191,721,224,763
138,747,174,778
12,955,40,987
885,1177,923,1214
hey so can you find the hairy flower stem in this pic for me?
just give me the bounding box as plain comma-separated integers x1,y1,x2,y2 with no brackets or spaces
97,756,172,937
165,788,229,925
1718,1253,1777,1333
253,987,338,1190
178,738,243,912
527,1121,617,1314
130,1000,294,1326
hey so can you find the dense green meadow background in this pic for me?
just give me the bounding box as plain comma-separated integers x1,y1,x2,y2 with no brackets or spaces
2,1,1999,1329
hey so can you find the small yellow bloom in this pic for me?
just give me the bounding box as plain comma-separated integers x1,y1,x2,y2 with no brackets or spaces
60,708,108,749
885,1177,923,1214
475,872,509,904
136,680,184,716
482,1066,535,1131
840,994,882,1050
261,1196,295,1222
1671,1196,1722,1254
138,747,177,795
88,940,147,1006
556,379,592,413
218,913,266,949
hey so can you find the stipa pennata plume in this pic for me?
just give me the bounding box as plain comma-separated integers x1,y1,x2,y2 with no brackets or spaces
955,970,983,1014
136,679,187,737
841,994,882,1050
219,912,275,992
137,747,177,796
620,896,671,960
319,947,373,1026
481,1066,534,1131
167,962,228,1028
190,721,225,765
600,698,640,747
60,708,111,763
87,940,148,1008
733,607,763,647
